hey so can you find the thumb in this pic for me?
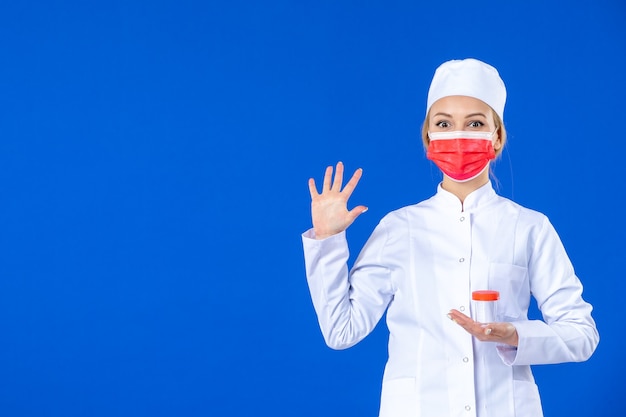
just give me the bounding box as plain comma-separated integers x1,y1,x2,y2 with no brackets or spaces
347,205,368,222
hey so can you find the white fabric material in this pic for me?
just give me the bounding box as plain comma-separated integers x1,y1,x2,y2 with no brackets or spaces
426,58,507,120
302,182,598,417
428,130,496,141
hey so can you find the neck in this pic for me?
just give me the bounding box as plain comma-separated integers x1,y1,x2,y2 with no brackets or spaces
441,170,490,205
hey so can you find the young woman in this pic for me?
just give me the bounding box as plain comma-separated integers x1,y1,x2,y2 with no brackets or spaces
301,58,599,417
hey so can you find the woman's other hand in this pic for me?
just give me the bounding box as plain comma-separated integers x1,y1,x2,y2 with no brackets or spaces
308,161,368,240
448,309,519,347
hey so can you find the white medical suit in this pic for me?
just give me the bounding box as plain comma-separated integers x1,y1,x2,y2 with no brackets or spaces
302,181,599,417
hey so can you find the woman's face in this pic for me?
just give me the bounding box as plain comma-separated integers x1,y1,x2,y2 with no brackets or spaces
428,95,502,151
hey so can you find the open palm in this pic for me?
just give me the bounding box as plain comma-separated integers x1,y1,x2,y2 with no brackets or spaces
308,161,368,240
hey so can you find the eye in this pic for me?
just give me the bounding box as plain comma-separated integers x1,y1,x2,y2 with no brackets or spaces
435,120,450,128
468,120,484,128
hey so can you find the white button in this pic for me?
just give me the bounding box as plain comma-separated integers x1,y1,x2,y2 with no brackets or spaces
465,405,471,411
459,305,465,312
462,357,469,363
459,258,465,263
460,216,465,222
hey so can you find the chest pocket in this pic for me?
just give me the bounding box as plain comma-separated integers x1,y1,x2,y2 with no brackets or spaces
488,263,529,322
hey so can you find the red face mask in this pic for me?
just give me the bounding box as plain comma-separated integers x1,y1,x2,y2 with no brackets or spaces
426,130,497,182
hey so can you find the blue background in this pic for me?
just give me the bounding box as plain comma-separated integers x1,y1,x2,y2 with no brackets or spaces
0,1,623,416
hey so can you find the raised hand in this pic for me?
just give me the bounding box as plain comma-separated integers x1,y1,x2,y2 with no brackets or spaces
308,161,368,240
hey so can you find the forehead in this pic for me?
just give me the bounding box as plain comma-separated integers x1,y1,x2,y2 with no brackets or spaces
429,95,493,117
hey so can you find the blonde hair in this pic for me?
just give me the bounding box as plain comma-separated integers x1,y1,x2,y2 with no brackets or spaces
420,107,507,158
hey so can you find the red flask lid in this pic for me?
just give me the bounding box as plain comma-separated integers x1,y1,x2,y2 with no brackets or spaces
472,290,500,301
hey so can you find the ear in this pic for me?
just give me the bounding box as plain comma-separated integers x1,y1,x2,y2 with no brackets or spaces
493,129,502,151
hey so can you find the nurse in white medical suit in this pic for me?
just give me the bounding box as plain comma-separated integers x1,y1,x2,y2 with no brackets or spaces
301,58,599,417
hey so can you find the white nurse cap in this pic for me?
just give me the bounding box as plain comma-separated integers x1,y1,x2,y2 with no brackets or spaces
426,58,507,120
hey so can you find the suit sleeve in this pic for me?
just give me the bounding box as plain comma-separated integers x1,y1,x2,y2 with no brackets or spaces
301,222,395,350
498,217,599,365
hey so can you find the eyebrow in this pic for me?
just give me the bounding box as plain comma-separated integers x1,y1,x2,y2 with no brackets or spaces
465,112,488,119
431,112,488,119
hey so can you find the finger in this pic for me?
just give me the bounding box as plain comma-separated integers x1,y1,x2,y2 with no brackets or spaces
322,165,333,191
347,205,368,222
448,309,473,325
485,323,515,339
448,310,486,336
308,178,319,198
475,323,518,346
341,168,363,198
331,161,344,191
482,323,500,337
